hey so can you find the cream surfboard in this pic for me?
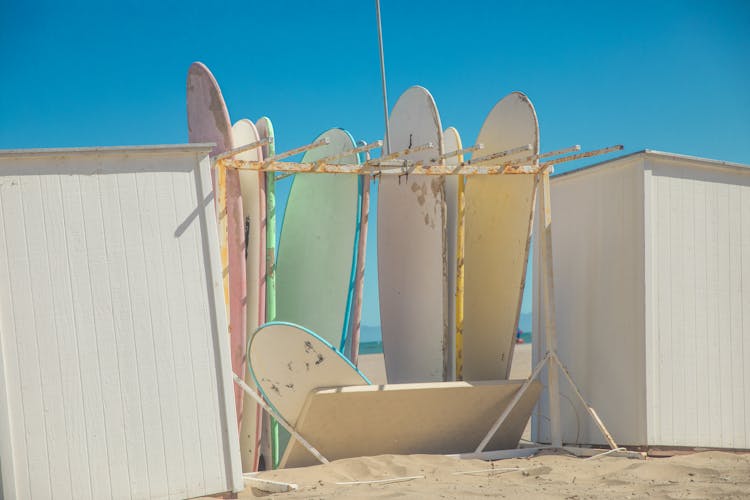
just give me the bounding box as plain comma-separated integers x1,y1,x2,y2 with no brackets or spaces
187,62,247,429
232,119,266,472
255,116,277,469
377,86,448,383
462,92,539,381
275,128,361,348
443,126,462,381
248,322,370,432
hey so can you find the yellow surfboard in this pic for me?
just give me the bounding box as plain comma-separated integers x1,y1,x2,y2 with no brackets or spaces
462,92,539,381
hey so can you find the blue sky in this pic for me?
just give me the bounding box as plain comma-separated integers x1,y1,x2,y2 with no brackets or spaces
2,0,748,328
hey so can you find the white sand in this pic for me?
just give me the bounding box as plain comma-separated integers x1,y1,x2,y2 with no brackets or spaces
240,451,750,498
220,345,750,499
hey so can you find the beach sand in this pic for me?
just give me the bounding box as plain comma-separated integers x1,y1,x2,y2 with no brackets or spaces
225,344,750,499
240,450,750,498
225,346,750,498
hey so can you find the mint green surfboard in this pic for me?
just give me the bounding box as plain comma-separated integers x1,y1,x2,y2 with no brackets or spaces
275,128,362,347
274,128,362,460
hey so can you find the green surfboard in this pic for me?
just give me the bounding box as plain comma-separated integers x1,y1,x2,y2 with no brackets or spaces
273,128,362,460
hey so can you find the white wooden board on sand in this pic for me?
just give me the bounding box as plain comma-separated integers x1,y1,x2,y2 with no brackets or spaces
247,323,539,469
378,86,449,383
0,145,242,499
462,92,539,381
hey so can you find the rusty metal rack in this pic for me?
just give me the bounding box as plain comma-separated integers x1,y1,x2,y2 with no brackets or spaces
215,140,623,176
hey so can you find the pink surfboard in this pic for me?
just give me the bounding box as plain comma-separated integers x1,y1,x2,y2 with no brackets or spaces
186,62,247,431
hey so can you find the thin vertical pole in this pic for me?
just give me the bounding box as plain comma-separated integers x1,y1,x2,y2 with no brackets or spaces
348,147,371,366
375,0,391,154
540,170,562,447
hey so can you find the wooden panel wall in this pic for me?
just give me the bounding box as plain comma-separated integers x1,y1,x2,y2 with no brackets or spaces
532,159,647,447
0,147,242,499
645,157,750,448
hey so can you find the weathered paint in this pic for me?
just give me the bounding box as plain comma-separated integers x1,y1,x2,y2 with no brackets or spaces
186,62,248,434
443,127,463,381
378,86,448,383
462,92,539,381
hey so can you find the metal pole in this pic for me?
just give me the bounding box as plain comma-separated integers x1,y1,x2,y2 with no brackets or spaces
375,0,391,154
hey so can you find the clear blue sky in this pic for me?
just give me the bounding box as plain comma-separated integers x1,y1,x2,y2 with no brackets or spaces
2,0,748,329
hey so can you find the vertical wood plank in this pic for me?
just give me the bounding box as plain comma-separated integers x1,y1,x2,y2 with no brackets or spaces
22,175,74,499
179,163,224,493
135,167,179,498
170,168,209,496
7,175,53,499
656,173,673,444
41,174,93,498
705,178,723,446
692,179,710,447
670,175,686,445
59,174,113,499
728,183,745,447
146,165,190,496
0,176,28,500
741,186,750,449
642,165,656,445
716,182,733,447
115,171,165,497
78,172,133,498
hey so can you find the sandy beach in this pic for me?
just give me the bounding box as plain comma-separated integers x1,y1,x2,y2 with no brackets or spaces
241,450,750,498
223,345,750,498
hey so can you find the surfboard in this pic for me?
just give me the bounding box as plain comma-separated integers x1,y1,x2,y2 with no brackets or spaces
248,321,370,468
377,86,447,383
232,119,266,472
273,128,361,461
186,62,247,430
248,322,371,429
275,128,361,349
443,127,462,381
255,116,277,469
462,92,539,381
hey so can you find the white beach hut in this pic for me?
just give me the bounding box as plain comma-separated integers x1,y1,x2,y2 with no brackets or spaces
0,145,243,499
532,150,750,450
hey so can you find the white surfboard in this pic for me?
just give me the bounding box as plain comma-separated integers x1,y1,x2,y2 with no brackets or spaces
462,92,539,381
377,86,448,383
231,119,266,472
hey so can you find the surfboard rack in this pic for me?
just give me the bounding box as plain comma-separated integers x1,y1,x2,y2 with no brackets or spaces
263,137,331,165
213,137,273,162
440,142,484,162
227,141,624,468
314,140,383,166
218,144,623,177
464,143,532,165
